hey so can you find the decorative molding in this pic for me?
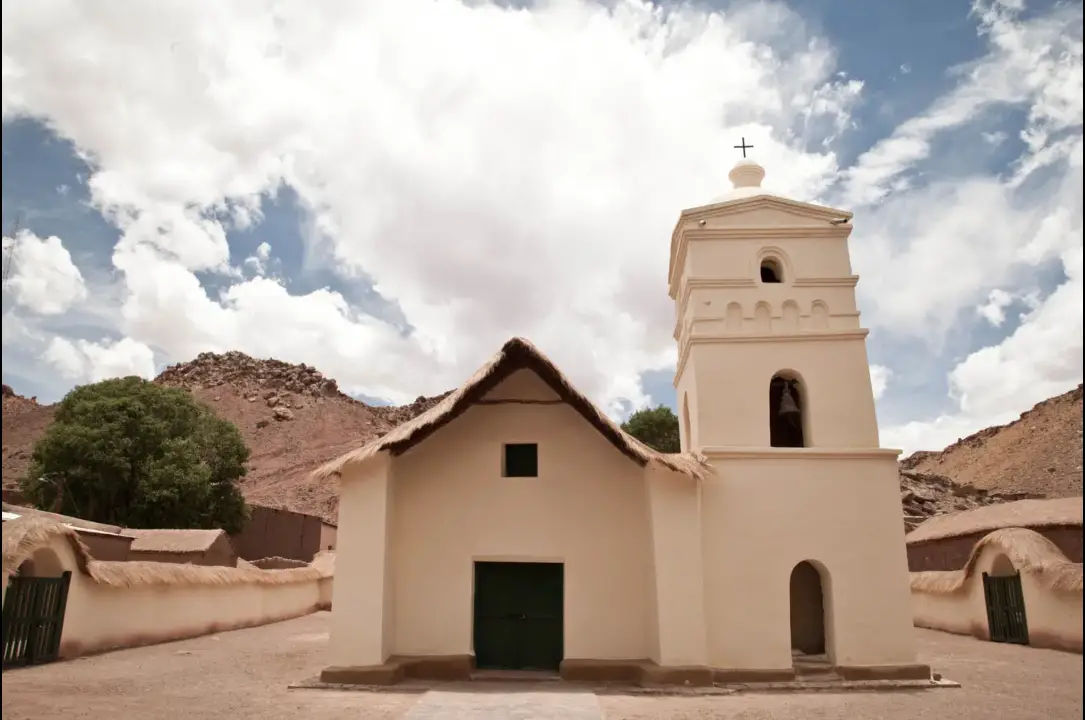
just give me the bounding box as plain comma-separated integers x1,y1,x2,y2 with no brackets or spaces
793,276,859,288
674,277,857,321
674,329,870,385
686,277,759,289
688,329,868,344
699,446,902,460
673,311,865,350
680,194,853,224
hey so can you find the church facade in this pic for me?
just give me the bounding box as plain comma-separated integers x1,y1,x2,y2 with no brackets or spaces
316,159,928,686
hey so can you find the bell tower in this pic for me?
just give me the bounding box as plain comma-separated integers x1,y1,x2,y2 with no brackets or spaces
669,157,884,454
671,154,920,674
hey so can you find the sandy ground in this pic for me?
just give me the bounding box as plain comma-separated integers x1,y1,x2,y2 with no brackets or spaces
3,612,1082,719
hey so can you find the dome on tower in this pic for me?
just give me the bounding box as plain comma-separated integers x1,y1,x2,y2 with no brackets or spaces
711,158,782,204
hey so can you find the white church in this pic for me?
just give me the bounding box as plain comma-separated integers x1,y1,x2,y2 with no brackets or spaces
313,155,928,686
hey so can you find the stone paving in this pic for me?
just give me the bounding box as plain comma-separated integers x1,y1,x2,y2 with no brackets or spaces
404,684,603,720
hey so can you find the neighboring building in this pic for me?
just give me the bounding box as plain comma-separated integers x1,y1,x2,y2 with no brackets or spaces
320,521,338,553
231,504,336,562
316,158,924,687
2,504,134,561
3,503,239,567
906,498,1083,572
122,528,238,567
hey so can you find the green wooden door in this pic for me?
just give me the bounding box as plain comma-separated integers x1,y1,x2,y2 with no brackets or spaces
2,572,72,670
473,562,563,671
983,572,1029,645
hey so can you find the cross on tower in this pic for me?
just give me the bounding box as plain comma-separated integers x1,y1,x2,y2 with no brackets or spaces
733,137,753,158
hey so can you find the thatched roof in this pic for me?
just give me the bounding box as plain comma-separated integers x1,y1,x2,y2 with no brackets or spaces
3,516,93,578
907,497,1083,544
313,337,710,481
911,527,1083,595
2,516,333,588
122,528,229,554
2,502,124,535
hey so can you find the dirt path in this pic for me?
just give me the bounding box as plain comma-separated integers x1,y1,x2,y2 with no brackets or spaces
1,612,418,720
3,613,1082,719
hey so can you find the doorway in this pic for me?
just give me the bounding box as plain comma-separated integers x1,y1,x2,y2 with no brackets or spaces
789,561,826,656
472,561,563,671
983,557,1029,645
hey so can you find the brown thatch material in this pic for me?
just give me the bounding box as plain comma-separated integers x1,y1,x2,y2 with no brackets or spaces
2,516,333,588
907,497,1083,544
312,337,710,481
3,516,93,578
2,502,124,535
910,527,1083,596
122,528,227,554
250,556,311,570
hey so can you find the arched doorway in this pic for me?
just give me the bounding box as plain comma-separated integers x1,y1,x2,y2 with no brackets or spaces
789,561,826,656
983,554,1029,645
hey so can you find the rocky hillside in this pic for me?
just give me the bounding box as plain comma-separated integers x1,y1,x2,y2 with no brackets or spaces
1,384,57,504
902,384,1083,500
897,470,1042,532
2,355,446,523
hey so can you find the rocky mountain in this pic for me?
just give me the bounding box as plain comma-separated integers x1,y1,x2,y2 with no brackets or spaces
3,359,1080,529
902,384,1083,501
2,355,446,523
1,384,57,504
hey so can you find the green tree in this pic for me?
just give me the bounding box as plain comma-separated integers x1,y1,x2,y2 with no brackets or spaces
20,376,250,533
621,404,681,453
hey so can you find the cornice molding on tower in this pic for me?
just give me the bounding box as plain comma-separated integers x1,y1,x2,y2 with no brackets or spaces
673,329,870,386
793,276,860,288
673,277,860,325
698,446,901,461
671,311,863,345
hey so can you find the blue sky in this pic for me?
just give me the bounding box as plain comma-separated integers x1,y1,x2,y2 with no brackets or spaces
2,0,1082,453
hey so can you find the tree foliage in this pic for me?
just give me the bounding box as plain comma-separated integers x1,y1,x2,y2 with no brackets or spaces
21,377,250,533
621,404,681,454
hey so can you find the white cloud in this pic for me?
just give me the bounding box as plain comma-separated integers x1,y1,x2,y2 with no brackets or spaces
976,288,1014,326
42,336,157,384
243,241,273,276
2,230,87,315
0,0,861,409
1,0,1082,450
869,364,892,401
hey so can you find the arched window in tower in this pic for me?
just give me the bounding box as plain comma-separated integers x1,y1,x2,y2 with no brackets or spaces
769,374,806,448
760,257,784,283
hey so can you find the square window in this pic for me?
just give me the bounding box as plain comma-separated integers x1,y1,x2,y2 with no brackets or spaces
503,443,538,478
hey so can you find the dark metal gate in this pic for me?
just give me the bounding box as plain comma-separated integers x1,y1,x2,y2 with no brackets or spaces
2,572,72,669
982,571,1029,645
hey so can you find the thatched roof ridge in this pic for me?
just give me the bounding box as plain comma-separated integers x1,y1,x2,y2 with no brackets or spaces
907,497,1082,544
312,337,710,481
3,516,94,578
910,527,1083,596
2,502,124,535
122,528,228,554
2,517,333,588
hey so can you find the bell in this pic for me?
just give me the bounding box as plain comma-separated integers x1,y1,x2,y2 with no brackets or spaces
778,384,801,418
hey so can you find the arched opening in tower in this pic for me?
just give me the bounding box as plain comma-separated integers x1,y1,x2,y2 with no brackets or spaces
760,258,783,283
789,561,827,656
769,375,805,447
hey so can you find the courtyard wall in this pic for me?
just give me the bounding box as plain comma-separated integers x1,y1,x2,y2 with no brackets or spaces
910,527,1082,653
2,516,334,659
